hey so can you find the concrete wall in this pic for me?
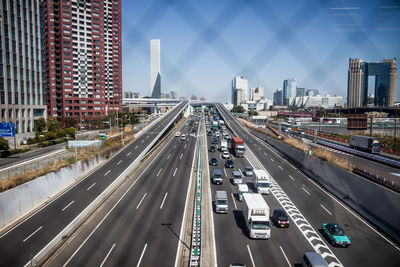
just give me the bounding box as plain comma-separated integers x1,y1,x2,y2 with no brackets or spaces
0,154,106,229
263,135,400,241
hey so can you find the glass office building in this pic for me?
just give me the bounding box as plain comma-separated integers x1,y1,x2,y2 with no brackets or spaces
0,0,46,146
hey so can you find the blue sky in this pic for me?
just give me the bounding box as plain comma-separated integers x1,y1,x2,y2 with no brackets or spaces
121,0,400,103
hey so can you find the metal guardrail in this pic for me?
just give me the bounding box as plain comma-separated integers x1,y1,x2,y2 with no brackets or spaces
315,139,400,169
189,113,204,266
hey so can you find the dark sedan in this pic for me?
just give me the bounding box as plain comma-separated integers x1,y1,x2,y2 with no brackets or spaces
272,209,290,228
225,159,234,168
209,146,216,152
209,157,218,166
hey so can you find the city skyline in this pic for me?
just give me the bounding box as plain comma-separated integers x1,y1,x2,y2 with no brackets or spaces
122,0,400,102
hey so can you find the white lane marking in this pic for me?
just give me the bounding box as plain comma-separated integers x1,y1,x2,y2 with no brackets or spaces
157,168,162,177
219,155,222,160
117,160,122,165
127,152,132,156
146,135,149,139
239,168,242,175
321,204,333,216
23,226,43,243
247,245,256,267
135,145,138,149
173,168,177,177
289,175,295,181
302,187,310,195
184,144,187,149
104,170,111,176
278,165,283,170
141,140,144,143
61,200,75,212
223,168,227,177
305,174,400,252
264,152,267,156
86,183,96,191
270,158,275,162
136,243,148,267
180,153,183,160
99,243,116,267
136,193,147,209
231,193,238,210
160,193,168,209
174,144,177,149
279,246,291,267
167,154,171,160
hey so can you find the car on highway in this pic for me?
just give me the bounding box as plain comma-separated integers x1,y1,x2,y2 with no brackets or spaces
222,151,230,159
212,137,219,144
232,171,242,185
175,131,180,137
209,146,216,152
272,209,290,228
225,159,234,168
244,166,253,176
209,157,218,166
180,134,186,141
207,130,212,136
321,223,351,247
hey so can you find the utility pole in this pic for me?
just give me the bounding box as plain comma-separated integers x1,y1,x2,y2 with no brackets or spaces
394,104,398,154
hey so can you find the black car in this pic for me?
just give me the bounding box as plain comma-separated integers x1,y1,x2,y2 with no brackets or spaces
212,138,219,144
209,157,218,166
225,159,234,168
272,209,290,228
209,146,216,152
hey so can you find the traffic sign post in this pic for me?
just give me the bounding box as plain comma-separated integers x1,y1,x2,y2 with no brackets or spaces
0,122,15,137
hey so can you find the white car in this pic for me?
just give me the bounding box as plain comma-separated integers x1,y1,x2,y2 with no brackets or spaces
222,151,230,159
180,134,186,141
244,166,253,176
175,131,181,137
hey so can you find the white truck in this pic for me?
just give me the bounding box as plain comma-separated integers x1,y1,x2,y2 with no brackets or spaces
237,183,249,201
242,193,271,239
219,139,228,151
215,190,229,213
252,169,270,194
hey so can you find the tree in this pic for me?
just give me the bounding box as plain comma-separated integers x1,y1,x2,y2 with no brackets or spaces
47,117,60,132
248,110,259,116
35,117,46,132
0,137,9,151
231,105,245,113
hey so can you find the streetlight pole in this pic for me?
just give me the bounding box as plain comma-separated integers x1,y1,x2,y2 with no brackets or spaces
394,104,398,155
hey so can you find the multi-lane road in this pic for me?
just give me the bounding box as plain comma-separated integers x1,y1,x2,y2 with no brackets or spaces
215,103,400,266
0,101,187,266
44,117,198,266
1,101,400,267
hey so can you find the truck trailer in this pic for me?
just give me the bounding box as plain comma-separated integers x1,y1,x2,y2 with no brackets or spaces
252,169,270,194
349,135,381,154
231,137,245,157
242,193,271,239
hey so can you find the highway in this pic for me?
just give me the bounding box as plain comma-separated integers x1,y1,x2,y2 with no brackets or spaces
0,143,67,169
43,117,198,266
215,104,400,266
0,101,187,267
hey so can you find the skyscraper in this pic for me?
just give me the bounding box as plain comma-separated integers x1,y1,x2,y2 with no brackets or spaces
296,87,305,97
43,0,122,121
232,76,248,105
150,39,161,98
347,58,397,107
283,79,296,106
0,0,46,143
273,88,283,106
250,86,264,101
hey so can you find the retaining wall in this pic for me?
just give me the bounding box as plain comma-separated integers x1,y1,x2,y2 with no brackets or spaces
0,154,106,229
263,135,400,242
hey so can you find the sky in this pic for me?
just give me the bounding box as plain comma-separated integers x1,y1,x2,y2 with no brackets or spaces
121,0,400,103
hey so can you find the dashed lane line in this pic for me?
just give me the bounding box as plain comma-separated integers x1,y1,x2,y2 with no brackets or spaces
99,243,116,267
23,226,43,243
321,204,333,216
136,193,147,210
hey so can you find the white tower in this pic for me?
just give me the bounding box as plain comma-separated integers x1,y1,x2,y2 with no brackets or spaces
150,39,161,98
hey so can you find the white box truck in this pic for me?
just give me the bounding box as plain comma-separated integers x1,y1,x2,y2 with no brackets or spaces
215,190,228,213
220,139,228,151
253,169,270,194
242,193,271,239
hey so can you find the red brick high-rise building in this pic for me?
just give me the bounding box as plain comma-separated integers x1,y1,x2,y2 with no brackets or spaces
43,0,122,122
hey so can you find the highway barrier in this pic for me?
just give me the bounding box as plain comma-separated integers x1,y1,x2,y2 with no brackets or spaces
190,114,203,266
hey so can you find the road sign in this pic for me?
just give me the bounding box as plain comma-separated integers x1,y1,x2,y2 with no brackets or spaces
0,122,15,137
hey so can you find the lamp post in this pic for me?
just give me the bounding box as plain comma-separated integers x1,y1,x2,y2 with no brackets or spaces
394,103,398,154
